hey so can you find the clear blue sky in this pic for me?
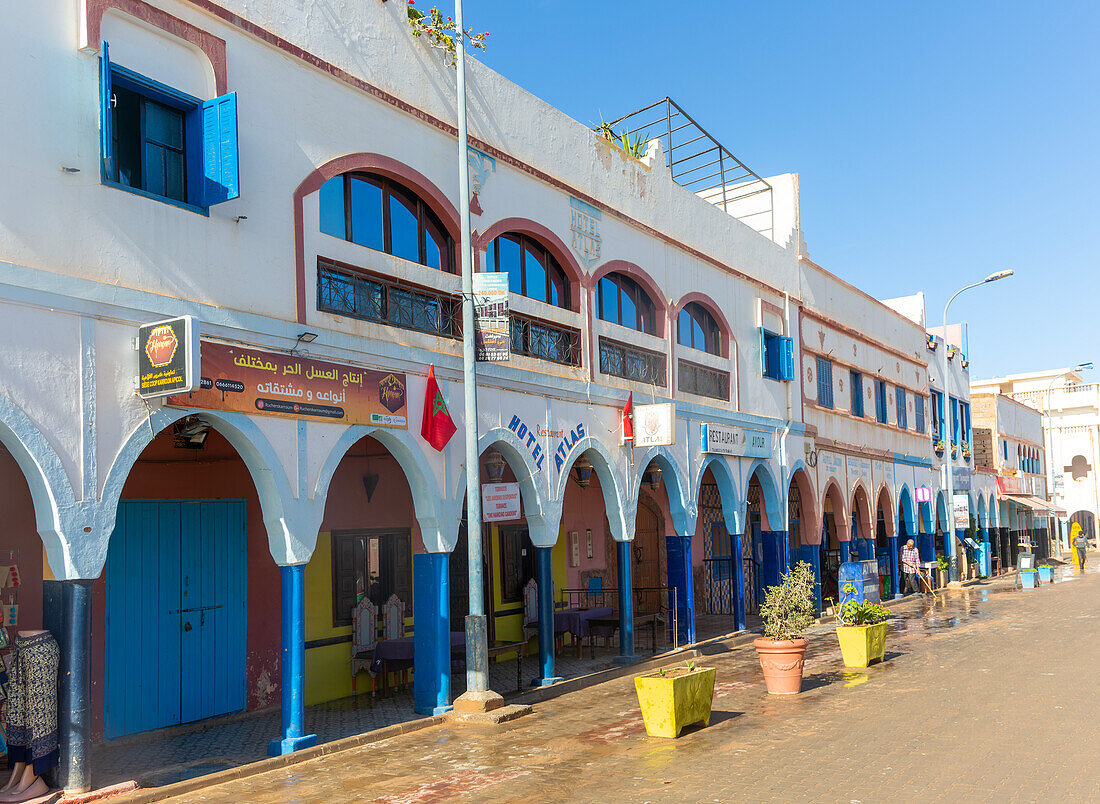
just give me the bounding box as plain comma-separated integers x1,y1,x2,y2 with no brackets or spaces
458,0,1099,379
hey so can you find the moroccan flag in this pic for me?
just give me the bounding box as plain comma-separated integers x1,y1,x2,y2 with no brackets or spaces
421,365,457,451
622,392,634,444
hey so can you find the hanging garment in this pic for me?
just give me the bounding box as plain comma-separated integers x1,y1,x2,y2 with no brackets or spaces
5,632,59,776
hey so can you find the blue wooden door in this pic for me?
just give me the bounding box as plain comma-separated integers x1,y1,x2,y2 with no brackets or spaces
106,500,246,739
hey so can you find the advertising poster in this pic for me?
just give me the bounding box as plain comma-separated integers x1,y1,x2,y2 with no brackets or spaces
472,272,510,362
481,482,521,522
168,341,408,428
138,315,199,398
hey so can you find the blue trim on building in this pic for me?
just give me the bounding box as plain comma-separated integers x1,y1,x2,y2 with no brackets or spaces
413,553,452,715
268,565,317,756
532,547,561,686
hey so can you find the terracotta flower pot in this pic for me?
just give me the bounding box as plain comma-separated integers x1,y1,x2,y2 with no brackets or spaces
753,637,808,695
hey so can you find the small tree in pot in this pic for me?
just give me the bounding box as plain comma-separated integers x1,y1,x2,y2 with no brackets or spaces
754,561,816,695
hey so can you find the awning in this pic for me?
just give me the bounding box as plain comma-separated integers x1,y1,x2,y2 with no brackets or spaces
1005,494,1066,516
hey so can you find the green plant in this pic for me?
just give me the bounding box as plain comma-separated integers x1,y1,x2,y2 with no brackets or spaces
759,561,816,642
936,556,950,572
598,118,649,158
406,2,488,68
837,584,892,626
687,660,695,672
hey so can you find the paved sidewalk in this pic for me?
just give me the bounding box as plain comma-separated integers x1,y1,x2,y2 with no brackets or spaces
115,564,1100,803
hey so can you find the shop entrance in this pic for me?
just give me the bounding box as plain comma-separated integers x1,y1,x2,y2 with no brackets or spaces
634,500,662,612
105,500,247,739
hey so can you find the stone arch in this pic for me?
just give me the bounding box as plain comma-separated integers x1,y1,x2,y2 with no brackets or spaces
474,217,585,312
976,493,988,528
589,260,670,335
293,152,462,323
850,481,873,542
694,453,742,535
746,458,784,533
672,292,736,360
787,466,819,545
897,484,917,534
632,445,692,535
821,477,850,543
449,427,550,546
0,393,79,578
935,490,949,532
554,435,630,542
103,407,302,567
315,424,446,551
875,483,896,539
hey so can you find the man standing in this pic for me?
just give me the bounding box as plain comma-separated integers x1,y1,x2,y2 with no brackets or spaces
1073,526,1089,572
900,538,923,595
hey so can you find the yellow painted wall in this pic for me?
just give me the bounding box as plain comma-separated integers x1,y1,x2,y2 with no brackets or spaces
490,525,568,645
304,532,355,706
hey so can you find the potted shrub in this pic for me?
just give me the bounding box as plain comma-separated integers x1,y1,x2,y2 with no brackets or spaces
936,556,951,588
634,660,716,738
1038,564,1054,583
835,584,892,668
754,561,816,695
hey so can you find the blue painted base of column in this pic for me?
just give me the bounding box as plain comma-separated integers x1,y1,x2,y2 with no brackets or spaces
44,579,93,792
268,734,319,756
534,546,559,686
612,654,642,665
616,540,636,661
665,534,696,645
413,553,452,716
269,565,317,757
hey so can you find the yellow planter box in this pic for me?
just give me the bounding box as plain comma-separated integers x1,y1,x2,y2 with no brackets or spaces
836,622,888,668
633,666,716,738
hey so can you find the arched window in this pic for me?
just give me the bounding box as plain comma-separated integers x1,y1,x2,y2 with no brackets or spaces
485,233,570,309
319,172,454,272
596,272,657,335
677,302,721,355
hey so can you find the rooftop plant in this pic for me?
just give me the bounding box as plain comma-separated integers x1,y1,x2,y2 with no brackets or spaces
406,1,488,68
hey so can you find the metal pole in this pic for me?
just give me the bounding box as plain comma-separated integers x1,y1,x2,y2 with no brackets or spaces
455,0,489,695
1046,376,1060,555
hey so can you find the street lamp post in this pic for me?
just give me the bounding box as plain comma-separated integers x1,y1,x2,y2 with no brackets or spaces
942,269,1013,581
1045,362,1093,554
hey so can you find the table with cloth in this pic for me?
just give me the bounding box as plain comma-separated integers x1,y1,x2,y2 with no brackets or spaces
553,606,614,657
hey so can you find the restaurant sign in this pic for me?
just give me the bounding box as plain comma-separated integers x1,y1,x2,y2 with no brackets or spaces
472,272,510,362
633,403,674,447
953,493,971,531
700,423,772,458
168,341,407,428
138,315,199,399
482,482,521,523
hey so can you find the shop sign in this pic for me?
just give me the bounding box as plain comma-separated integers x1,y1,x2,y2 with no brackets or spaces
915,485,933,504
633,403,674,448
482,482,521,522
472,272,510,362
138,316,199,399
168,341,407,427
699,423,772,458
505,415,587,473
952,493,971,531
997,475,1023,494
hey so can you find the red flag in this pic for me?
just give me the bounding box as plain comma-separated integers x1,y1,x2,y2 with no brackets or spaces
421,365,457,451
622,392,634,444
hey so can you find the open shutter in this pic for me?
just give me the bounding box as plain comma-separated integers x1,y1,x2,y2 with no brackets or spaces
99,42,113,179
199,92,239,205
759,329,768,376
779,336,795,381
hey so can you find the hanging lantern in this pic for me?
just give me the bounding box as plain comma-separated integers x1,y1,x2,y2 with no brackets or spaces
573,454,594,488
483,448,506,482
643,462,662,491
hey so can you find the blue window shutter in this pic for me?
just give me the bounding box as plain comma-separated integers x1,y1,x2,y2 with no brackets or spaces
779,337,795,381
200,92,240,205
760,329,768,376
100,42,113,179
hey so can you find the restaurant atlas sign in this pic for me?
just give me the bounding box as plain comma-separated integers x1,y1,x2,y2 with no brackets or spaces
168,341,408,427
138,315,199,399
699,423,773,458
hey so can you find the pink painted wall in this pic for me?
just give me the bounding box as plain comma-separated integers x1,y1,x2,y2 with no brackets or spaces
0,448,45,633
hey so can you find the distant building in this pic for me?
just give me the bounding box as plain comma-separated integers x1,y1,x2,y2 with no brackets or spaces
972,369,1095,549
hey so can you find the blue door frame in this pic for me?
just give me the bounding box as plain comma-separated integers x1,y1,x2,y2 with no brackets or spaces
105,500,247,739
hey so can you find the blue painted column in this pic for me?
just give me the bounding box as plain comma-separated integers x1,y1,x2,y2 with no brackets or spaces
951,529,966,581
919,532,935,566
665,534,696,645
887,535,900,599
614,540,639,664
44,579,93,793
979,528,991,578
268,565,317,756
532,546,561,686
732,527,746,632
413,553,452,715
797,544,822,612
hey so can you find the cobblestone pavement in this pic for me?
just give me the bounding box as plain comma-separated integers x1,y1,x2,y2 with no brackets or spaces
92,616,726,787
121,565,1099,803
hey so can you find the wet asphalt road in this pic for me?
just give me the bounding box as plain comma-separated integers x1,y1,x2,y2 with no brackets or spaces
131,566,1100,803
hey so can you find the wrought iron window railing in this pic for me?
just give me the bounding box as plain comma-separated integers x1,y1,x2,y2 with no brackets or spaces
510,313,581,366
599,337,667,387
678,359,730,401
317,260,460,338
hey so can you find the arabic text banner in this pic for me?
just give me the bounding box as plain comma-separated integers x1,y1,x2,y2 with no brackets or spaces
167,341,408,428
